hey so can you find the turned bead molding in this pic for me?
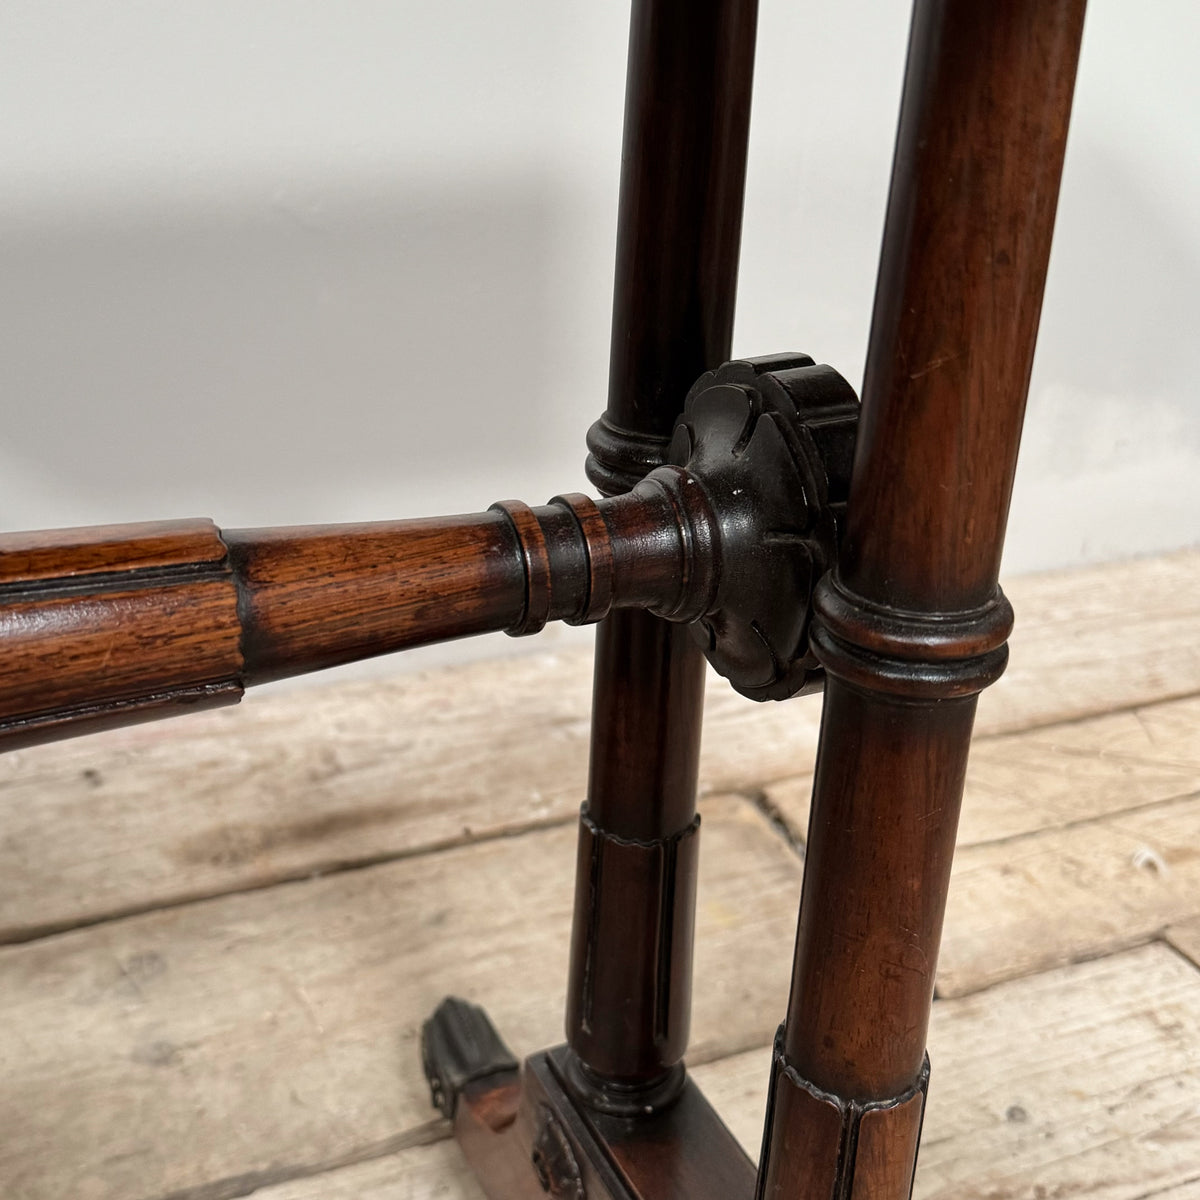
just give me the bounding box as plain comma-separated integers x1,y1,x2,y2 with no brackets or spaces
0,355,858,751
811,571,1015,701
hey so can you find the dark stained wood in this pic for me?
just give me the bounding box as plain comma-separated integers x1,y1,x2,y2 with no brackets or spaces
455,1075,547,1200
585,617,708,840
851,1086,925,1200
0,493,686,748
573,1052,756,1200
844,0,1088,614
0,409,847,750
0,583,244,717
566,0,760,1099
450,1043,756,1200
786,684,977,1099
760,0,1087,1195
758,1030,930,1200
565,809,699,1087
757,1052,845,1200
0,0,1096,1193
597,0,759,454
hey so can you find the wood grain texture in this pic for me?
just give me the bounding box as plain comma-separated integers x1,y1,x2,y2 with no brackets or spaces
0,797,800,1200
0,417,843,748
841,0,1085,614
1166,919,1200,975
0,582,242,723
0,518,244,748
222,1140,484,1200
226,516,525,684
767,692,1200,849
695,944,1200,1200
3,550,1198,945
774,0,1088,1141
246,942,1200,1200
0,488,715,746
937,792,1200,997
0,518,228,583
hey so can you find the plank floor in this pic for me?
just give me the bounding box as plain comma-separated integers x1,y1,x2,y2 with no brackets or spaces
3,550,1200,1199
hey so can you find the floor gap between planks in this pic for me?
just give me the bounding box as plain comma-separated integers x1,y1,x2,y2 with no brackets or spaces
4,550,1200,1198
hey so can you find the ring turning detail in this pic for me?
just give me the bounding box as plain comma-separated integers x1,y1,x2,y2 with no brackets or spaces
0,353,858,750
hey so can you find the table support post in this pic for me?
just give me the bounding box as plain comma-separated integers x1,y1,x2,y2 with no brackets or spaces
757,2,1087,1195
566,0,759,1105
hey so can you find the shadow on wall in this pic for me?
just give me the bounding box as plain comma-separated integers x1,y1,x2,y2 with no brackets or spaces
1008,136,1200,571
0,131,1196,577
0,175,598,531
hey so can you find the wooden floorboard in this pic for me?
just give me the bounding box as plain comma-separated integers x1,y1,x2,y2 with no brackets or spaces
4,550,1200,1198
766,692,1200,850
249,943,1200,1200
938,791,1200,997
695,943,1200,1200
217,1141,484,1200
765,692,1200,998
2,551,1199,943
0,798,800,1200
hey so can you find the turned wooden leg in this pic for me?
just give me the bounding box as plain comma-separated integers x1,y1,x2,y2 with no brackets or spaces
567,0,756,1114
424,1,761,1197
756,3,1088,1196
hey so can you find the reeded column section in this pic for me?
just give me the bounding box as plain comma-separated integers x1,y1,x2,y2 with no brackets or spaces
567,0,760,1102
758,1,1087,1195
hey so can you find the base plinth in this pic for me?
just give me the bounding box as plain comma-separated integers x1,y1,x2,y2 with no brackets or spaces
423,998,756,1200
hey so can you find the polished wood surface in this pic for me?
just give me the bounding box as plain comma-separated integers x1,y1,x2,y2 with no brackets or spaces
0,351,852,761
227,515,524,683
587,0,759,488
0,519,228,583
843,0,1087,613
759,1,1088,1196
0,518,243,749
0,486,712,749
565,0,760,1103
452,1043,757,1200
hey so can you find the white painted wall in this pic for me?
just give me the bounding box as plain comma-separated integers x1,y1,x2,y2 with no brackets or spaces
1,2,1197,671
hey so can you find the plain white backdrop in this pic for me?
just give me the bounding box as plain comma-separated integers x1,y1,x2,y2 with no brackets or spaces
1,1,1197,670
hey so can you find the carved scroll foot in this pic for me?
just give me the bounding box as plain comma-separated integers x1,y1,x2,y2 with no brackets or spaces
422,1000,756,1200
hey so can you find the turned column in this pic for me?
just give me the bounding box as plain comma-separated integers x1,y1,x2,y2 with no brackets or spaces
564,0,759,1106
757,2,1087,1196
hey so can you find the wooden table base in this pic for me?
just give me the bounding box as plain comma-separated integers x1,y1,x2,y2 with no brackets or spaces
0,0,1089,1195
424,999,756,1200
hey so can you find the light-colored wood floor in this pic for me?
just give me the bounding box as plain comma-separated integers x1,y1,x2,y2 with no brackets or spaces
4,550,1200,1200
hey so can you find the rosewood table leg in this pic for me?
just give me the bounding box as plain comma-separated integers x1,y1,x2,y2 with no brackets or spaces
756,2,1088,1197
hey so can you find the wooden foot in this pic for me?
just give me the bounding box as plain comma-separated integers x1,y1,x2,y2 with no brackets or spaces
423,998,756,1200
